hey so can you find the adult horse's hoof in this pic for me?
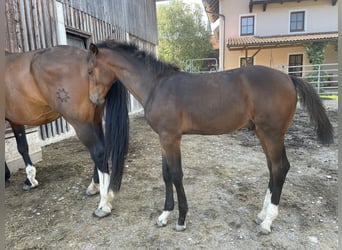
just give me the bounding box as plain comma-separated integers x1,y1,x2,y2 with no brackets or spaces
174,223,186,232
93,208,111,218
86,180,100,196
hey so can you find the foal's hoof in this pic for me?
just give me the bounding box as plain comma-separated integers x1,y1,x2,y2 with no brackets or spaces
256,224,271,235
22,183,38,191
174,223,187,232
156,220,167,228
254,217,263,225
93,208,111,218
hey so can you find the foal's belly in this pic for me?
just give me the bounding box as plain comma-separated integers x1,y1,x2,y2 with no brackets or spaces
183,110,250,135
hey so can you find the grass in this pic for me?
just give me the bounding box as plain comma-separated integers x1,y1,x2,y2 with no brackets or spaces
320,95,338,100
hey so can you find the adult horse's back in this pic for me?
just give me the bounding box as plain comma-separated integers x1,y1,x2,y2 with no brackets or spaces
5,45,129,217
87,40,333,234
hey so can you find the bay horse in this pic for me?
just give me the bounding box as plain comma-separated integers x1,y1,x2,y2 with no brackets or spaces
87,40,333,234
5,46,129,217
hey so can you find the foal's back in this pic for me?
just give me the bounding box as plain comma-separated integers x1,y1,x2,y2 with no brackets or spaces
147,66,297,135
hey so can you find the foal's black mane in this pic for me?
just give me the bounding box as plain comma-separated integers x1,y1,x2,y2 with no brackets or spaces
96,40,180,75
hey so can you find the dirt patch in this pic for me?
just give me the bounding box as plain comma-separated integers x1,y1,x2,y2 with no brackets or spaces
5,101,338,249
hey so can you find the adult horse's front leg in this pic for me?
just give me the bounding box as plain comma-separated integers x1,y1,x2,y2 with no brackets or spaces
74,122,113,218
10,123,39,190
85,121,104,196
157,133,188,231
86,165,100,196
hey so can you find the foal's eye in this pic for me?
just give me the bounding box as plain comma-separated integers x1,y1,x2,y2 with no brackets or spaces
88,70,93,75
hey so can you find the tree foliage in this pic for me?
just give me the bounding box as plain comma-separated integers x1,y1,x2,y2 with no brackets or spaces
304,41,327,65
304,42,328,85
157,0,213,70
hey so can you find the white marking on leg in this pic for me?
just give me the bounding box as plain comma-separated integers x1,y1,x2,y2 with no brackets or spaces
157,211,171,227
26,165,38,187
175,222,187,231
259,203,278,234
86,178,100,195
256,188,271,223
96,170,113,216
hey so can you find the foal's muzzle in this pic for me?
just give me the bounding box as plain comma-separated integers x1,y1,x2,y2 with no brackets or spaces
89,92,105,105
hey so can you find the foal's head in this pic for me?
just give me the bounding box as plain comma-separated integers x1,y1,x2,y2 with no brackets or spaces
87,43,118,105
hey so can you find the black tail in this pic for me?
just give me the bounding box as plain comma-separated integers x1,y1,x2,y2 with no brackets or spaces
5,162,11,182
104,80,129,192
290,76,334,145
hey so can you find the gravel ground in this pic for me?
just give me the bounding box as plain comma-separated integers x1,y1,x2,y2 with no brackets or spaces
5,100,338,250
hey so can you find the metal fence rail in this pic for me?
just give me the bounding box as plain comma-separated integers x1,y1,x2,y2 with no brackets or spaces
277,63,338,95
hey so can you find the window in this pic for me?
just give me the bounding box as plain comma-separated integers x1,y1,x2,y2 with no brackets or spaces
240,57,254,67
288,54,303,77
290,11,305,32
66,29,91,49
241,16,255,36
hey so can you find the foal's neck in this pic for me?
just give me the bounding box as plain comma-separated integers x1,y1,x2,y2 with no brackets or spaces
115,63,159,108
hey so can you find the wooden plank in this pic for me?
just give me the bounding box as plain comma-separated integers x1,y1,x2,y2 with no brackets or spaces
37,0,46,48
24,0,35,50
5,0,18,51
18,0,29,51
48,0,58,46
41,0,52,48
31,0,41,49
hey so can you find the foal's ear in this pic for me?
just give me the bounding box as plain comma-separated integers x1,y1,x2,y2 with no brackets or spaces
88,43,98,74
89,43,98,56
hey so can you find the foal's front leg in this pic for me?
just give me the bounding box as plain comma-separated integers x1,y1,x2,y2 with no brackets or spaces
156,155,174,227
157,134,188,231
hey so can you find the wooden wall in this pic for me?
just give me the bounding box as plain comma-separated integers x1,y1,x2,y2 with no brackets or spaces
5,0,58,52
58,0,158,44
5,0,158,52
5,0,157,169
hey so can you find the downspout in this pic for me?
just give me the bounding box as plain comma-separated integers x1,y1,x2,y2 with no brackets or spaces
205,9,226,71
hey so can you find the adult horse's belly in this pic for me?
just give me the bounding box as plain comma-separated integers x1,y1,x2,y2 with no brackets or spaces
5,104,60,126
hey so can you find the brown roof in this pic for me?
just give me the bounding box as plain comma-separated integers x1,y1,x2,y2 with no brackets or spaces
202,0,219,23
227,32,338,49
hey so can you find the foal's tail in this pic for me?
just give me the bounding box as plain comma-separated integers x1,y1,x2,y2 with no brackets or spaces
104,80,129,192
290,76,334,145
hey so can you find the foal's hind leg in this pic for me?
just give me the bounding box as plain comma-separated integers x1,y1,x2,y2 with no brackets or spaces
10,123,39,190
255,130,290,234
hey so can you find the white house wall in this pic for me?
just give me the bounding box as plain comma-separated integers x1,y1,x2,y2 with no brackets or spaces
220,0,338,69
221,0,338,38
